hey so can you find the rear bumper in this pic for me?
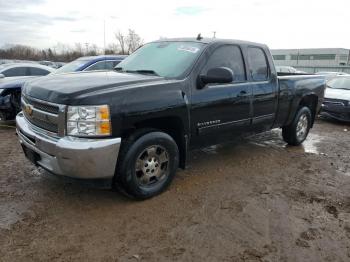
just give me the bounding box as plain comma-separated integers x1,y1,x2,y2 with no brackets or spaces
320,103,350,122
16,112,121,179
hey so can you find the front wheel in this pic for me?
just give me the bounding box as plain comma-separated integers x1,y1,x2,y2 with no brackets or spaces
282,106,312,146
115,131,179,199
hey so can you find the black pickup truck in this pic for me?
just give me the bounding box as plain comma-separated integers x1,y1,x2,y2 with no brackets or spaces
16,38,325,199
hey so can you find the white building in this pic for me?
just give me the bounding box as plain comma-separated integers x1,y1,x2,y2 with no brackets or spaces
271,48,350,73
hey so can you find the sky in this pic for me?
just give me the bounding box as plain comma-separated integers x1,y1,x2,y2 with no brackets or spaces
0,0,349,50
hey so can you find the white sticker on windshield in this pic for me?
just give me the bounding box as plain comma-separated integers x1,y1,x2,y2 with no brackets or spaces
178,45,200,53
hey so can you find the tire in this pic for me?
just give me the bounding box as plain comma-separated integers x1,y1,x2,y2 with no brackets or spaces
282,106,312,146
115,131,179,199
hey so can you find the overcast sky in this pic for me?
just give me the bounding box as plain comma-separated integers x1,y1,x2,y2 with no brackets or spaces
1,0,349,50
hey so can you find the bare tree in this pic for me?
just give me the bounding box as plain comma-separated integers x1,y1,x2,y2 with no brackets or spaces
88,44,98,56
115,31,127,55
115,29,143,55
0,36,138,62
0,43,88,62
74,43,84,55
126,29,143,54
104,43,120,55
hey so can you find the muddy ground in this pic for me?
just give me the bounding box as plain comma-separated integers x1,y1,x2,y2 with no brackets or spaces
0,118,350,262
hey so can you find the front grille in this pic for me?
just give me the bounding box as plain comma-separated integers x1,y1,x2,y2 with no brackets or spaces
22,96,59,114
22,95,62,134
25,114,58,133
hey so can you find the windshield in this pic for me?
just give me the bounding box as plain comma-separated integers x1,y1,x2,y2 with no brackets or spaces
116,41,205,78
327,77,350,90
53,59,88,74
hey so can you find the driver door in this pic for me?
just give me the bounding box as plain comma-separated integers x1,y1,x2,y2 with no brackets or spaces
190,44,252,148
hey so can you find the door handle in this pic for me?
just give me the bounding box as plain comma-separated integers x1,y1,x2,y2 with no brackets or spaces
237,90,247,97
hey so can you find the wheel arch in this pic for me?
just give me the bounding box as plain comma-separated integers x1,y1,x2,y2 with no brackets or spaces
120,116,188,169
285,93,319,128
298,94,319,127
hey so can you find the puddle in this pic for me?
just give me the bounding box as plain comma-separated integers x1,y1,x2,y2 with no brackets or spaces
301,133,321,154
247,129,287,149
243,129,324,155
200,145,220,155
196,129,326,156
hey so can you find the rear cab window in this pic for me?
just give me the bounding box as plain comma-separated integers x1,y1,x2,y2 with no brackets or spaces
247,47,269,81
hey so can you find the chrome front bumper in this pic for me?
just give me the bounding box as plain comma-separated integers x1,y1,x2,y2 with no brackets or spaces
16,112,121,179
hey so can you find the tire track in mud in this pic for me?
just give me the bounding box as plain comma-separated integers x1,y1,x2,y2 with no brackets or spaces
0,126,35,230
1,120,350,261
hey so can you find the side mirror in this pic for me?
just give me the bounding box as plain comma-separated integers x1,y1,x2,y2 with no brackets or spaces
0,74,5,79
198,67,234,88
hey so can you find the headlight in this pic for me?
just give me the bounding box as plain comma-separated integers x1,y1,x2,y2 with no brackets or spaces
67,105,111,137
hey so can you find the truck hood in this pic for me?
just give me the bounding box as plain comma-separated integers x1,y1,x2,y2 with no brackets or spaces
325,88,350,101
22,71,164,104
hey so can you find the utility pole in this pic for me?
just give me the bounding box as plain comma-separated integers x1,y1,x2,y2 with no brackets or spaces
213,31,216,38
103,20,106,55
84,43,89,55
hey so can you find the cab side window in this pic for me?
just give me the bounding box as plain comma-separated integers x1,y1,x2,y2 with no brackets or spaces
247,47,269,81
202,45,246,82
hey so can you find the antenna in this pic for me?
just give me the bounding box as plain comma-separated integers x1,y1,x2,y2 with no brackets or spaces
196,33,203,41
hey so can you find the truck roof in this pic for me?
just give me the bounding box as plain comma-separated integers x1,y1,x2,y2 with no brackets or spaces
152,37,267,48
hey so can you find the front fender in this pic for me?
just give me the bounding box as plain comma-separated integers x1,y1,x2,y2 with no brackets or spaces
120,88,190,134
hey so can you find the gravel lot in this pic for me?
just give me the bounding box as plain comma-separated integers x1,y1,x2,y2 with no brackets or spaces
0,119,350,262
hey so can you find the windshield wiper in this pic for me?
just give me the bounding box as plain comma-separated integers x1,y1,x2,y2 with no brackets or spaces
130,70,159,76
115,67,159,76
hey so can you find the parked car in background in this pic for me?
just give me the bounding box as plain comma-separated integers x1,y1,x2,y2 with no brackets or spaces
38,60,60,69
55,62,66,68
54,55,127,74
0,55,126,121
0,59,15,65
316,71,348,76
0,63,53,78
320,76,350,122
276,66,297,73
275,66,306,74
16,38,325,199
316,71,349,80
0,63,54,120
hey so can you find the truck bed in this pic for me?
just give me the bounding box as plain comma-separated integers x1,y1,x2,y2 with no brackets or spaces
275,74,326,127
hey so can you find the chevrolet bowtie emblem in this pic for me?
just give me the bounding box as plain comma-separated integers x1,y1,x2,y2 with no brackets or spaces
25,104,33,116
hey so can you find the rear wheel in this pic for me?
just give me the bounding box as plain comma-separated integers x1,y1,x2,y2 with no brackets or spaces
115,131,179,199
282,106,312,146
